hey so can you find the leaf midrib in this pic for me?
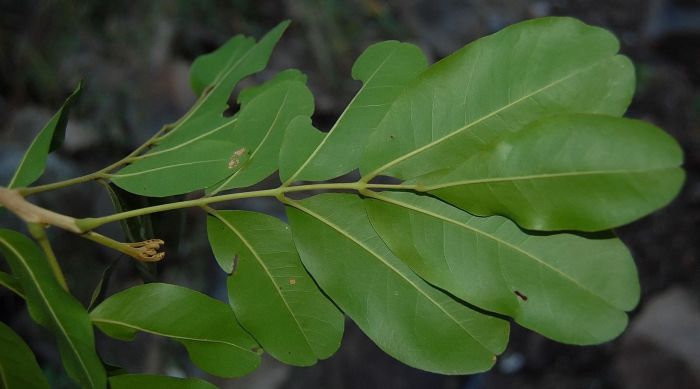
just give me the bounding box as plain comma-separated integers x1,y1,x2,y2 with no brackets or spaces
110,159,229,178
90,317,256,355
369,193,620,312
419,167,677,191
212,212,316,356
0,236,95,387
366,56,617,178
137,117,238,160
288,199,495,353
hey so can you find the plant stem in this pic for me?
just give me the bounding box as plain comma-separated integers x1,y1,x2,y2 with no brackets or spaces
4,181,417,235
76,182,417,231
2,180,417,264
18,172,107,196
0,188,81,233
27,223,69,291
77,188,280,231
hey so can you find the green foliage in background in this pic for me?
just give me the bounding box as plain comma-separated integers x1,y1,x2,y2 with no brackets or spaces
0,17,684,388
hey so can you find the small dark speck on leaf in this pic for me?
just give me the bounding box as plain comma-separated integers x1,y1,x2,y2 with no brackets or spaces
251,347,262,354
514,290,528,301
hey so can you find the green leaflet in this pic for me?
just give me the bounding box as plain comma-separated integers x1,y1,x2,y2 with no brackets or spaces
360,17,634,180
365,191,639,344
112,22,290,196
109,374,216,389
207,210,344,366
164,20,290,146
207,70,314,193
0,321,50,389
279,117,325,181
285,193,509,374
0,270,24,299
415,114,685,231
90,283,261,378
282,41,428,183
0,229,106,388
8,82,82,188
111,140,246,197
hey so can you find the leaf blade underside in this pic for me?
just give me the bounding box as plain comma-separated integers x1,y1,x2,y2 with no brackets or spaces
285,193,509,374
282,40,428,183
113,22,290,196
416,114,685,231
0,320,50,389
207,210,344,366
8,82,82,188
0,229,106,388
208,70,315,193
90,283,261,378
360,17,635,181
365,191,639,344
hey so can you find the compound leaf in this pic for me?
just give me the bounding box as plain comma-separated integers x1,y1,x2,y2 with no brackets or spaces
207,210,344,366
285,194,509,374
416,114,685,231
0,320,50,389
360,17,634,181
282,41,428,183
109,374,216,389
365,191,639,344
90,283,261,378
0,229,106,388
8,82,82,188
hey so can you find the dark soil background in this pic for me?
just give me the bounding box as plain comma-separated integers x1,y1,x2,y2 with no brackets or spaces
1,1,699,388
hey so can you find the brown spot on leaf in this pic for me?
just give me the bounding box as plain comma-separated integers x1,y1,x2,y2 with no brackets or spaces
514,290,528,301
289,278,296,285
228,148,246,169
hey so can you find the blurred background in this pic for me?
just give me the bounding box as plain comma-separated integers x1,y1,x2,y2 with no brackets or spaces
1,0,699,388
